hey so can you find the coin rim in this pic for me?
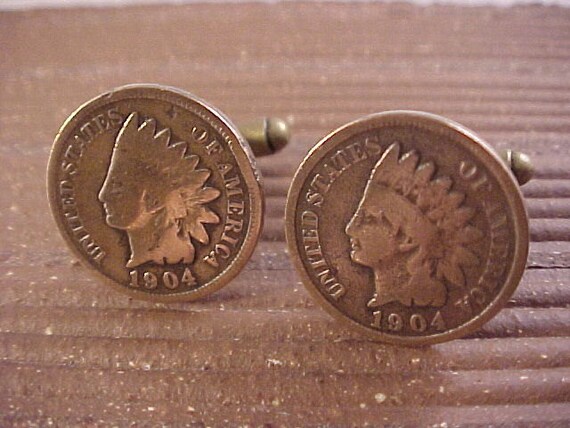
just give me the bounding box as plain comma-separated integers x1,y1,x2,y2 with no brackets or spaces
285,110,529,346
47,84,263,302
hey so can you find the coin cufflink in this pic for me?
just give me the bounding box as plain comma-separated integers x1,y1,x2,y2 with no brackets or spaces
47,84,289,302
285,111,531,346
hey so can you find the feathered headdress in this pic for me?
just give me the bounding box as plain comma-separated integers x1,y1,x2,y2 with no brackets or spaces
364,143,482,288
113,113,220,258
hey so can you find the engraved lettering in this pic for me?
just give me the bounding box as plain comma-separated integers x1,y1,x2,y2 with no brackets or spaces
371,311,446,332
191,126,208,143
306,139,385,207
300,210,346,301
224,217,243,234
93,114,109,133
310,174,330,194
163,271,179,289
61,159,77,176
129,268,197,289
322,163,342,182
62,109,125,181
454,294,473,313
329,150,351,172
129,270,139,288
301,210,318,229
80,121,98,142
387,313,403,331
143,272,158,289
228,200,245,216
181,268,197,286
306,188,324,207
371,310,382,328
189,126,223,155
459,160,492,192
470,287,486,305
410,314,427,332
430,311,446,331
364,136,382,155
478,200,510,292
459,160,477,179
59,179,106,264
64,143,81,161
204,163,246,268
206,140,222,155
346,141,368,162
107,108,123,127
225,176,243,198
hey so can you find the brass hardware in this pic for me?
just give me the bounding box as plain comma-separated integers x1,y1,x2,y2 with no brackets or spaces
239,118,291,157
500,150,534,186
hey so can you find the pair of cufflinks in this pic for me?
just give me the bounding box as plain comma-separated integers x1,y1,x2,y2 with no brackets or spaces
48,84,532,346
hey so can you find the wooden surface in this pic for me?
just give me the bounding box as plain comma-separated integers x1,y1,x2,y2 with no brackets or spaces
1,3,570,426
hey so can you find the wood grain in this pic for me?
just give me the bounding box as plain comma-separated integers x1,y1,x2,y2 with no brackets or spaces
1,2,569,426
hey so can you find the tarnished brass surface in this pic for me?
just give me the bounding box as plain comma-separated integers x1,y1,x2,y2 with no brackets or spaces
47,84,263,301
500,149,534,186
286,111,530,345
240,118,290,157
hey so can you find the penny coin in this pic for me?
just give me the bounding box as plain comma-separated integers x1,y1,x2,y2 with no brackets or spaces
285,111,529,345
47,84,262,302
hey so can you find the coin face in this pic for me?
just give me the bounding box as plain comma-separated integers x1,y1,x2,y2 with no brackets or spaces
286,111,529,345
48,84,262,302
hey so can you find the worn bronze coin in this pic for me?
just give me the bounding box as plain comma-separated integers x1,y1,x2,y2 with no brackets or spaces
286,111,529,346
48,84,262,302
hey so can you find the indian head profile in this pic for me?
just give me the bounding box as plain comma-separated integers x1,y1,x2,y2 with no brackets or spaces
345,143,482,308
98,112,221,268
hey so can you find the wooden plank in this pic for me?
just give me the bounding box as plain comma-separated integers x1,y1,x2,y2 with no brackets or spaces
1,334,569,373
3,400,570,427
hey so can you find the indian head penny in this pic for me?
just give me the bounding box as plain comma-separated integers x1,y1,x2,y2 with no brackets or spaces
48,84,262,302
286,111,529,345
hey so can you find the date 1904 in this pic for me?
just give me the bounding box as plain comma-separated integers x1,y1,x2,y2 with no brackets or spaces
371,311,446,333
129,268,197,290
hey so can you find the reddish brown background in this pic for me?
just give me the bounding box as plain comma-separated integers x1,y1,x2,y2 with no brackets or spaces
1,3,570,426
